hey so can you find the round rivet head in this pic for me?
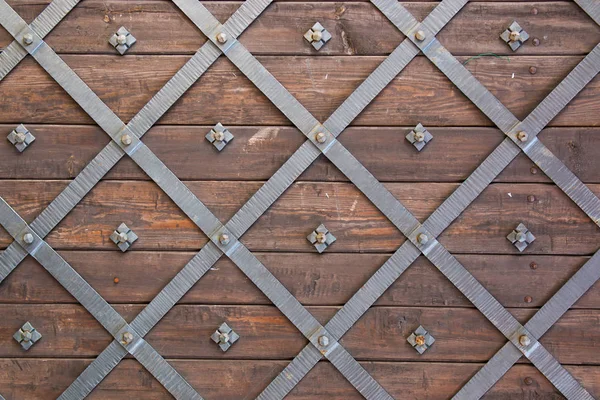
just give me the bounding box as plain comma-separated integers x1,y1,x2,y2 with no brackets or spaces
415,30,426,41
414,131,425,143
311,30,323,42
529,66,537,74
415,334,426,346
524,377,533,385
519,334,531,346
532,38,540,46
23,233,34,244
213,130,225,142
122,331,134,345
315,132,327,144
216,32,228,44
318,335,329,346
517,131,528,142
417,233,428,245
116,34,127,46
509,30,521,42
315,232,327,244
121,134,132,146
15,132,27,144
219,233,230,245
23,33,34,45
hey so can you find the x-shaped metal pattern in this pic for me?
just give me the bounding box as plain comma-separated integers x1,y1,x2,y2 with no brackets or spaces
0,0,598,398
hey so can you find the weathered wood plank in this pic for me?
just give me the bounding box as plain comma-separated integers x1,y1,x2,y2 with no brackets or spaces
2,2,598,56
0,304,598,364
0,359,597,400
1,125,599,184
0,181,597,254
1,252,597,310
0,55,597,127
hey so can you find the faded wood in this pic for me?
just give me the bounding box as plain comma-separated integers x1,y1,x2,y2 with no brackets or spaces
0,304,598,365
2,125,600,184
1,252,598,310
0,181,598,254
2,2,598,56
0,56,598,127
0,359,597,400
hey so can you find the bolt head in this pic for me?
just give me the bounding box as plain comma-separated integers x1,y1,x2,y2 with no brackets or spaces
318,335,329,346
118,232,129,243
213,130,225,142
116,34,128,46
216,32,228,44
509,30,521,42
517,131,528,142
315,232,327,244
311,30,323,42
417,233,428,244
121,134,132,146
519,334,531,346
315,132,327,144
414,131,426,143
21,330,32,342
15,132,27,144
219,233,230,245
23,33,34,45
122,332,134,345
415,30,426,41
23,233,34,244
415,335,426,346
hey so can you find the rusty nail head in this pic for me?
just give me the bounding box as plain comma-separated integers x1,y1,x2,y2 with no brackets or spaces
219,233,230,245
121,134,132,146
532,38,540,46
315,232,327,244
517,131,528,142
23,233,34,244
23,33,34,45
415,30,426,41
318,335,329,346
529,66,537,74
524,377,534,385
524,295,533,303
315,132,327,144
122,331,134,345
114,277,120,284
519,334,531,346
530,167,538,175
527,195,536,203
415,335,426,346
216,32,228,44
530,261,538,270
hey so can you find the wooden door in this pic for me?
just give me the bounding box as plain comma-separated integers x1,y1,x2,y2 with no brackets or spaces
0,0,599,398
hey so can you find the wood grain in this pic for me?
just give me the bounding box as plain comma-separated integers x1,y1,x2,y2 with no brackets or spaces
0,359,597,400
2,125,600,184
0,56,597,127
2,2,598,56
1,252,597,310
0,304,598,365
0,180,598,254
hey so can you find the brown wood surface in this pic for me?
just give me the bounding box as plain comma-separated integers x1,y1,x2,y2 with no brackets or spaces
1,252,598,309
3,2,598,56
0,304,598,364
0,359,597,400
2,125,600,184
0,180,598,254
1,55,598,127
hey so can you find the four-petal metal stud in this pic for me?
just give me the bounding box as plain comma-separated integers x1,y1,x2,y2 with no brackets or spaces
109,26,136,55
304,22,332,51
407,325,435,354
7,124,35,152
206,123,234,151
307,224,336,253
211,322,240,352
507,223,536,252
13,322,42,350
406,123,433,151
500,21,529,51
109,223,138,252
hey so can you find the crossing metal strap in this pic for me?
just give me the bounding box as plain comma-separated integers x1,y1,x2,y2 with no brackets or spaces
575,0,600,25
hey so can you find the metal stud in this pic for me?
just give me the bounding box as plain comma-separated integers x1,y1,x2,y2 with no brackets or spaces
517,130,529,142
205,123,234,151
304,22,332,51
519,334,531,347
23,232,34,244
407,325,435,354
318,335,330,346
109,27,136,55
109,223,138,252
406,123,433,151
216,32,228,44
414,30,426,41
121,134,133,146
417,233,429,245
7,124,35,152
500,21,529,51
13,322,42,350
211,322,240,352
22,33,34,45
219,233,230,245
307,224,336,253
507,223,536,252
121,331,134,345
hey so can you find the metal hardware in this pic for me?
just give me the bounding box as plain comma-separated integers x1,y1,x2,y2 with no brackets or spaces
109,223,138,252
407,325,435,354
519,334,531,347
315,131,327,144
109,26,136,55
406,123,433,151
307,224,336,253
205,122,234,151
211,322,239,352
304,22,332,51
318,335,330,346
415,30,426,41
121,134,132,146
121,331,134,345
13,321,42,350
507,223,536,252
417,233,428,245
22,232,34,244
500,21,529,51
517,130,528,142
7,124,35,152
219,233,230,245
216,32,228,44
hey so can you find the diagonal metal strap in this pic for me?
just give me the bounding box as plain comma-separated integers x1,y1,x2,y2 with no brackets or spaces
575,0,600,26
0,197,202,400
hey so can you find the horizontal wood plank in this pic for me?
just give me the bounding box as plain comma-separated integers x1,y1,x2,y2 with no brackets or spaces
2,125,600,184
0,304,598,365
1,252,598,310
0,181,598,254
3,2,598,56
0,359,597,400
0,55,598,127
